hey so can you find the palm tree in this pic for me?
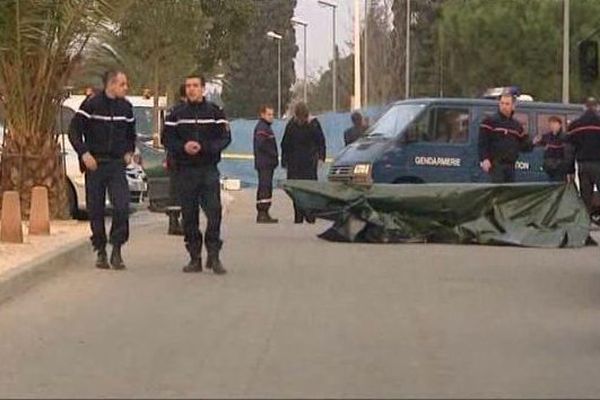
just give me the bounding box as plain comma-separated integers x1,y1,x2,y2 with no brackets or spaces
0,0,130,218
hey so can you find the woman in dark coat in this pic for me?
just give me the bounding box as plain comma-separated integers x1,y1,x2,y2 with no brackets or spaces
281,102,326,223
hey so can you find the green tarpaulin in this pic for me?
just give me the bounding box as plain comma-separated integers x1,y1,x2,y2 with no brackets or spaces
283,181,592,248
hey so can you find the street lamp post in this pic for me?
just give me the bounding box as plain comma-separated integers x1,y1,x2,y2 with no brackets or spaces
267,31,283,118
562,0,570,104
405,0,411,99
291,17,308,104
318,0,337,113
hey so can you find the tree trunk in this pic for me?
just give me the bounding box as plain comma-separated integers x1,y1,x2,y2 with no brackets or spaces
1,131,69,219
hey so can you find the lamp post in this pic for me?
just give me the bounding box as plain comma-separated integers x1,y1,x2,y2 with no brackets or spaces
318,0,337,113
291,17,308,104
562,0,570,104
267,31,283,118
405,0,411,99
353,0,361,110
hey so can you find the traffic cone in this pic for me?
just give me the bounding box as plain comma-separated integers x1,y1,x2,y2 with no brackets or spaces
29,186,50,235
1,191,24,243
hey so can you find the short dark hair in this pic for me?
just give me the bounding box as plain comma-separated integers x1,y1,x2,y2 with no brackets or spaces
351,111,363,125
548,116,562,124
102,69,125,87
499,92,516,103
585,96,598,110
259,104,274,114
179,84,186,99
186,74,206,86
293,102,310,124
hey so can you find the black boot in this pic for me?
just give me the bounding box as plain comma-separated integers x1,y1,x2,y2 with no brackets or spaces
257,210,279,224
95,248,110,269
167,210,179,235
183,253,202,273
206,252,226,275
110,246,126,270
173,216,184,236
294,209,304,224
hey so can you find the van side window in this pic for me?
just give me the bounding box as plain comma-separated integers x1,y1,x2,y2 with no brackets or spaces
432,108,469,143
513,112,531,136
537,114,566,135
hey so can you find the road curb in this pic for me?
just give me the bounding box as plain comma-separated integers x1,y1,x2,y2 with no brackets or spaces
0,238,91,305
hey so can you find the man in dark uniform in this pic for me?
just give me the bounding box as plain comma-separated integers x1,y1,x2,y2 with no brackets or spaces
253,105,279,224
533,116,570,182
478,93,533,183
567,97,600,214
69,70,136,270
344,111,366,146
162,84,187,235
164,74,231,274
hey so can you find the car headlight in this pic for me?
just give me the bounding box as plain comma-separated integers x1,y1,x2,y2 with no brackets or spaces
353,163,371,176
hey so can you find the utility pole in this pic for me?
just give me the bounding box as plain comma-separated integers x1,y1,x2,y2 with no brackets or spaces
562,0,570,104
405,0,411,99
267,31,283,118
364,0,370,107
291,18,309,103
354,0,362,109
319,1,338,112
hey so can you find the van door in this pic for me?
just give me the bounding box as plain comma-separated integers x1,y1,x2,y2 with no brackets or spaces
400,106,474,183
473,108,537,182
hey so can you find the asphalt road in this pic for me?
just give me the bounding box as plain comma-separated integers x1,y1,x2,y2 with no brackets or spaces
1,191,600,398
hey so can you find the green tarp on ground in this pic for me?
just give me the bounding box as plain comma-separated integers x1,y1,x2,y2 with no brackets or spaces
283,180,592,248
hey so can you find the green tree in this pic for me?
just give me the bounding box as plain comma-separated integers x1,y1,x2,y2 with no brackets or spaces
77,0,252,140
223,0,298,118
0,0,129,218
438,0,600,102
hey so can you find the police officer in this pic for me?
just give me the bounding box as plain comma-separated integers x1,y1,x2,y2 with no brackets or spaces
164,74,231,274
533,116,569,182
162,84,187,235
479,93,533,183
69,70,136,270
566,97,600,214
253,104,279,223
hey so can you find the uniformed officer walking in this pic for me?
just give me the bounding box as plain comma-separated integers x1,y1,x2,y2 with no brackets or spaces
253,105,279,223
478,93,533,183
567,97,600,214
164,74,231,274
69,70,136,270
162,84,187,235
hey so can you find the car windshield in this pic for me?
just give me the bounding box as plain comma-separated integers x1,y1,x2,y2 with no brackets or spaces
134,107,153,137
366,104,426,138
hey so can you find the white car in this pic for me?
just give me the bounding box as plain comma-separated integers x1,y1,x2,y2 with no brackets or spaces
59,94,159,217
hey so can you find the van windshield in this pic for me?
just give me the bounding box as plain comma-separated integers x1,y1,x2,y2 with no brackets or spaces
366,104,426,138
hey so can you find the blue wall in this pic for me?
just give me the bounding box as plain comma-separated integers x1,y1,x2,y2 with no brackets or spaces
222,106,386,186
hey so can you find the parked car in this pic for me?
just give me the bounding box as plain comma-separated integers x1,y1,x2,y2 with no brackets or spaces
57,94,152,217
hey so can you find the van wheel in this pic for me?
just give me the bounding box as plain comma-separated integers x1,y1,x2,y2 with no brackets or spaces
393,177,425,184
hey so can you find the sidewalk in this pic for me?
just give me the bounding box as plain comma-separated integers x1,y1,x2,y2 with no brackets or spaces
0,220,90,275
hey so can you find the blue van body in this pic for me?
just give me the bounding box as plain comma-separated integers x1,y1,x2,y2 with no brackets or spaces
329,98,583,184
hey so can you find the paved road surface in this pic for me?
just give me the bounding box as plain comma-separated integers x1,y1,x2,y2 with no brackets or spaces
1,191,600,398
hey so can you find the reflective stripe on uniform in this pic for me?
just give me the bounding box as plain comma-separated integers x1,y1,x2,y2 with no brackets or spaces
256,199,272,204
168,119,228,126
76,109,134,123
